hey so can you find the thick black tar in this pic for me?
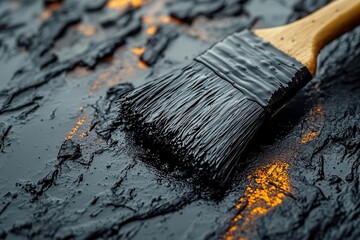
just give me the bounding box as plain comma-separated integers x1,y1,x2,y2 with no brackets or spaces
121,30,312,186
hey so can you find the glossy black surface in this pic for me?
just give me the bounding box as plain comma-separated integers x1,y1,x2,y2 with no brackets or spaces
0,0,359,239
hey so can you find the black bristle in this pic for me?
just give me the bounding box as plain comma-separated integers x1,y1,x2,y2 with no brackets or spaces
121,62,266,186
119,30,312,187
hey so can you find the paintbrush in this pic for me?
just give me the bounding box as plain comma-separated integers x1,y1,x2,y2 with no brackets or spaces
120,0,360,187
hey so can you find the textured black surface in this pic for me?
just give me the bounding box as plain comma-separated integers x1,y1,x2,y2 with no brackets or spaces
0,0,359,239
140,25,179,66
120,30,312,186
168,0,245,23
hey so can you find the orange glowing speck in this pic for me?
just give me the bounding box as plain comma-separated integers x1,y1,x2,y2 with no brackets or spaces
138,60,148,69
300,105,324,144
146,25,158,35
131,47,145,55
66,115,88,140
301,131,318,144
130,0,144,8
79,132,87,138
107,0,145,11
315,107,322,113
158,15,182,24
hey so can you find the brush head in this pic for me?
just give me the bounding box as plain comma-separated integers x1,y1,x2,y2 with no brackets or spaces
120,30,312,187
121,62,266,186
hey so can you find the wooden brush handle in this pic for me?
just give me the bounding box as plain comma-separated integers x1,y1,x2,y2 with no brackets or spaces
254,0,360,76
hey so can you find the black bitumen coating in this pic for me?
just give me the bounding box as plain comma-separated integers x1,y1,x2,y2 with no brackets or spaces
120,30,312,187
0,0,360,239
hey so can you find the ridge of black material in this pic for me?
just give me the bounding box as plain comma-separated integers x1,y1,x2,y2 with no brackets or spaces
120,30,312,187
1,0,360,239
140,26,179,66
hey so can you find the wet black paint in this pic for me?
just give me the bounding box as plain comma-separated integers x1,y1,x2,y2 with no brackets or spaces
0,0,359,239
168,0,244,23
141,25,179,66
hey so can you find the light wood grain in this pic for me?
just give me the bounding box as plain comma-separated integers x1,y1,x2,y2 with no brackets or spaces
254,0,360,76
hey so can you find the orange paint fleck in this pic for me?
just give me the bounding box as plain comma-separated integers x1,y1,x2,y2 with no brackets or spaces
146,25,158,35
139,1,207,41
300,105,324,144
138,60,148,69
130,0,144,8
79,132,88,138
66,115,88,140
107,0,146,11
141,14,181,27
131,47,145,56
225,161,290,240
158,15,182,25
142,14,208,41
131,48,148,68
74,24,96,37
40,2,61,21
301,131,318,144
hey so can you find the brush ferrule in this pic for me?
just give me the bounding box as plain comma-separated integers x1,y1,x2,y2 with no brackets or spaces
195,30,312,113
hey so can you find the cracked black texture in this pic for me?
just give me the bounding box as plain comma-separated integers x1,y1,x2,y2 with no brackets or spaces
0,0,359,239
